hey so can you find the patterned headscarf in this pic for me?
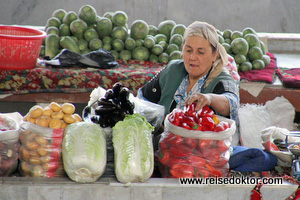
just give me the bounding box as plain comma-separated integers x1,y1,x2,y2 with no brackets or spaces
183,21,228,87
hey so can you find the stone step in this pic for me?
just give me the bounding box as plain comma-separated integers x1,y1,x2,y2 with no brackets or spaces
258,33,300,54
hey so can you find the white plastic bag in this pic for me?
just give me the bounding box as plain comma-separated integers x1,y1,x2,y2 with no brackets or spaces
130,97,165,130
157,114,236,178
261,126,299,167
239,96,295,148
0,112,22,176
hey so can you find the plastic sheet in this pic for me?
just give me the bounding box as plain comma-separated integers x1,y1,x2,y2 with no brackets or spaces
43,48,119,69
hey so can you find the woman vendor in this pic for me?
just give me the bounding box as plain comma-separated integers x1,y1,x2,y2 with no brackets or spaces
138,21,239,133
137,21,281,174
137,21,240,145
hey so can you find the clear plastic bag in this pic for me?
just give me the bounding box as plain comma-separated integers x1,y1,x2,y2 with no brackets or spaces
157,114,236,178
19,122,65,177
87,86,165,130
130,96,165,130
0,112,22,176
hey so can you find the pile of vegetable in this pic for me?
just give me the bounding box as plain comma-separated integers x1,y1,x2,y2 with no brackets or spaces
218,27,271,71
85,82,135,128
157,105,234,178
17,102,83,177
168,104,230,132
23,102,82,129
42,5,185,62
0,116,20,176
19,123,65,177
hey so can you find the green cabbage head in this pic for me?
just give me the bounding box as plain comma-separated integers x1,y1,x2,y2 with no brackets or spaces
62,122,106,183
112,113,154,183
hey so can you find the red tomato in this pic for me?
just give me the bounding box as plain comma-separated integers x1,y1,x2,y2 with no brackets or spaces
198,139,216,150
219,121,230,129
206,164,222,177
216,140,229,154
180,122,192,130
169,164,194,178
202,148,221,166
195,168,211,178
168,109,184,126
50,148,60,162
213,123,225,132
183,138,197,149
167,157,189,167
215,158,228,168
163,132,183,146
184,103,197,119
187,155,206,168
169,145,192,158
159,150,170,165
197,106,214,118
51,137,63,148
44,161,59,172
198,116,215,131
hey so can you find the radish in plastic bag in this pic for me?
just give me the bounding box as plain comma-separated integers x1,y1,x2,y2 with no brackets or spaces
0,112,22,176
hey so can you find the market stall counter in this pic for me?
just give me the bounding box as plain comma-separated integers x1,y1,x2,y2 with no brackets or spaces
0,176,298,200
2,53,300,115
1,54,300,200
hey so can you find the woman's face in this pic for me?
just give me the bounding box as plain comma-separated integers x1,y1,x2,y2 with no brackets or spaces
182,36,218,80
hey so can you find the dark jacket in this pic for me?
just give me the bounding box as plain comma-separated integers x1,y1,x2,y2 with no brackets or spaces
140,59,238,115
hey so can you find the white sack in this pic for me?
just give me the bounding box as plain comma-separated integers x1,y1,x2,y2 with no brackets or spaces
239,96,295,148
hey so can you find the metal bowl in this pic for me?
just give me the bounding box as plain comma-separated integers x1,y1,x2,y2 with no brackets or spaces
288,143,300,156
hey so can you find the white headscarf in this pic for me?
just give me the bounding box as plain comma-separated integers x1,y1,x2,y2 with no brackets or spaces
183,21,228,87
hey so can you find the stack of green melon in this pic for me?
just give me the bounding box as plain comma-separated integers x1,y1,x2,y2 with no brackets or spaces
217,27,271,71
42,5,186,63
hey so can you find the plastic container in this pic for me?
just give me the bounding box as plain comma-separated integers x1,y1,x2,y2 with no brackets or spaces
0,25,46,70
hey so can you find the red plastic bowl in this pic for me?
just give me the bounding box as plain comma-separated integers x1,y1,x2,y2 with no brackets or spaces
0,25,46,70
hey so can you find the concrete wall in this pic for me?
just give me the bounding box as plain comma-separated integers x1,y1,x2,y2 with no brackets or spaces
1,0,300,33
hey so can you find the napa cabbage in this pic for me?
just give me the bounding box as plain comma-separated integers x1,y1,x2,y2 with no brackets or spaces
112,114,154,183
62,122,106,183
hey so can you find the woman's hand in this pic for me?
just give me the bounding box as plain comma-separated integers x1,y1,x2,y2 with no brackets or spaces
184,93,230,117
184,93,211,111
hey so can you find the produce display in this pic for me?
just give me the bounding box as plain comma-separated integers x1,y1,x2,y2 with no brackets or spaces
0,115,20,176
0,4,279,184
62,122,106,183
18,102,82,177
112,114,154,183
157,105,235,178
218,27,270,71
23,102,82,128
19,122,65,177
0,141,19,176
85,82,135,128
42,5,185,62
168,104,230,132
